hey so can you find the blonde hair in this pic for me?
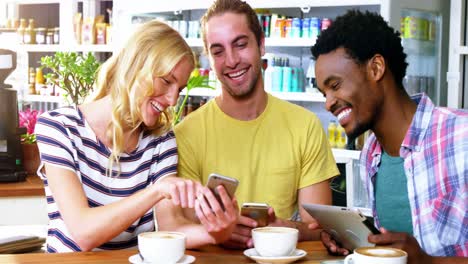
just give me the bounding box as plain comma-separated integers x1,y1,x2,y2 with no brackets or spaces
90,20,195,175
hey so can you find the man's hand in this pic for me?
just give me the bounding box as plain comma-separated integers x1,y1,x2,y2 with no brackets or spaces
368,227,432,264
194,185,239,244
220,215,258,249
268,207,320,241
320,230,350,256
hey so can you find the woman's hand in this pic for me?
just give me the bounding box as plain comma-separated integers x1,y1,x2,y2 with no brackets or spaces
195,185,239,244
155,176,203,209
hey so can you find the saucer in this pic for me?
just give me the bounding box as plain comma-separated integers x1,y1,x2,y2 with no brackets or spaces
243,248,307,264
128,253,195,264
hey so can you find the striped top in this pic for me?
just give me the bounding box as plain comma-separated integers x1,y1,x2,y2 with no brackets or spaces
35,106,178,253
361,93,468,256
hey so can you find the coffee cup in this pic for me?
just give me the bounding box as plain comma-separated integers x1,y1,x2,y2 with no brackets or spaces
138,231,186,263
252,226,298,257
344,247,407,264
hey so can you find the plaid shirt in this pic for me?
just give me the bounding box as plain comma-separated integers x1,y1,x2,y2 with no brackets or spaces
360,93,468,257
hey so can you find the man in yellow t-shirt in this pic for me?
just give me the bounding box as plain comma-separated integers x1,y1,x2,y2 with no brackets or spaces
175,0,339,249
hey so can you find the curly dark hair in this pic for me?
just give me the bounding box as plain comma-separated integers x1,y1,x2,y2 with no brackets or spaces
311,10,408,89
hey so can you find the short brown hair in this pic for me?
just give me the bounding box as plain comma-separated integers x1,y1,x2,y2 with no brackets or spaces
200,0,263,53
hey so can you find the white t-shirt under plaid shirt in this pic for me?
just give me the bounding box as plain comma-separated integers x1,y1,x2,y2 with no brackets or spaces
35,106,178,253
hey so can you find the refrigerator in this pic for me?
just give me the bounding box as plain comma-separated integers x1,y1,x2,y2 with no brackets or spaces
401,9,442,104
382,0,450,107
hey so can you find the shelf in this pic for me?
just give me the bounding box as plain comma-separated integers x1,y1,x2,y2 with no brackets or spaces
179,88,220,97
23,94,62,103
458,46,468,55
332,148,361,163
6,44,115,53
401,38,436,55
270,91,325,102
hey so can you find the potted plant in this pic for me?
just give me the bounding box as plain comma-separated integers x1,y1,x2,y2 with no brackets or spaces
40,52,100,105
18,108,42,175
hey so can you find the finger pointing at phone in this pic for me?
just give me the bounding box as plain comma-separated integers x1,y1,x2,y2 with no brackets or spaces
156,176,202,208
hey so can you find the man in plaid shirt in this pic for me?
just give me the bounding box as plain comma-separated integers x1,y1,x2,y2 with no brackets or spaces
312,10,467,264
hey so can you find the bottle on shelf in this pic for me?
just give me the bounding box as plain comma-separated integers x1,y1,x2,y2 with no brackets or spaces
296,66,305,92
5,18,12,29
35,67,44,84
96,22,107,44
272,57,283,92
46,29,54,44
199,97,207,107
53,27,60,44
290,65,299,92
264,57,274,92
306,59,319,93
282,58,292,92
74,13,83,44
17,18,27,44
25,18,36,44
186,97,194,115
327,121,337,148
28,67,36,95
35,67,47,94
35,27,46,44
13,18,20,29
335,124,347,149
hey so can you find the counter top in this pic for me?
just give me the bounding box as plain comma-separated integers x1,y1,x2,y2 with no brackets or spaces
0,175,44,197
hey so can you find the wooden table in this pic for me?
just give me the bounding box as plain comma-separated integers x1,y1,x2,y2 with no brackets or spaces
0,241,344,263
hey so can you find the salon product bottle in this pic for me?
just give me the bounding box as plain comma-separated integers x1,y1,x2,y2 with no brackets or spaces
296,67,305,92
272,57,283,92
290,66,299,92
264,58,275,92
282,58,292,92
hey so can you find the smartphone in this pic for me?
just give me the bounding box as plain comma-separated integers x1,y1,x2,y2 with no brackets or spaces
206,173,239,206
241,202,269,227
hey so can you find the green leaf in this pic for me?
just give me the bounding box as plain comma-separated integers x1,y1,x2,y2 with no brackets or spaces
173,73,216,125
40,52,100,105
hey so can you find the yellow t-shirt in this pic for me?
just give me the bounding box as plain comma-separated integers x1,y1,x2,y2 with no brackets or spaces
174,94,338,219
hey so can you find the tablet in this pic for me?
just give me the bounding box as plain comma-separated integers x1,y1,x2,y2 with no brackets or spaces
302,204,380,251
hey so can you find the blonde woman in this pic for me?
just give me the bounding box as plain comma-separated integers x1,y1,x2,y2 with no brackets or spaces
35,21,237,253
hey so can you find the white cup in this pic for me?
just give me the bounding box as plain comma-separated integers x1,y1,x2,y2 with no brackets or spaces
138,231,186,263
344,247,407,264
252,226,298,257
